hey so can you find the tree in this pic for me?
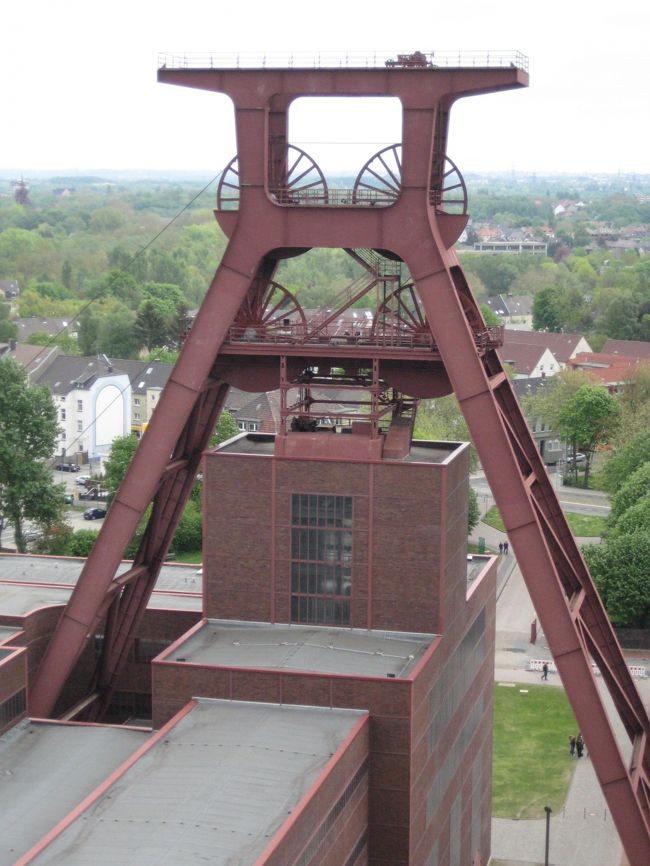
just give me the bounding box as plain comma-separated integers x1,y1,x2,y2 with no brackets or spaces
532,282,590,333
0,303,17,342
0,358,65,551
134,298,173,352
467,487,480,534
103,434,139,496
210,410,240,448
599,294,643,340
583,535,650,627
479,304,500,327
602,430,650,494
557,384,620,485
414,396,478,471
609,494,650,539
610,462,650,525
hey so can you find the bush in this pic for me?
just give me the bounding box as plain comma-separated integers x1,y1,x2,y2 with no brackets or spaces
609,494,650,538
67,529,100,557
583,535,650,627
602,431,650,494
171,502,203,553
610,462,650,524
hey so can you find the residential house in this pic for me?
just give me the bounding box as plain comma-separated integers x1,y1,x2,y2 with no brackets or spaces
513,377,563,465
502,329,592,370
568,351,648,394
0,341,60,381
602,339,650,362
33,355,131,468
479,294,534,327
473,239,547,255
108,358,174,437
498,340,559,379
13,317,79,342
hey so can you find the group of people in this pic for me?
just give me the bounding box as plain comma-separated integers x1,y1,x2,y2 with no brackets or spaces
498,541,509,555
569,733,586,758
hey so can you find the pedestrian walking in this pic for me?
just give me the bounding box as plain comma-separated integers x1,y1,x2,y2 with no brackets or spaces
576,733,584,758
504,541,509,555
498,542,503,555
541,661,549,680
569,735,576,757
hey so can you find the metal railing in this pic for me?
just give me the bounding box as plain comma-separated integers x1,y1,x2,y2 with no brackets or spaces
158,51,528,73
223,323,503,352
225,323,433,350
268,187,396,208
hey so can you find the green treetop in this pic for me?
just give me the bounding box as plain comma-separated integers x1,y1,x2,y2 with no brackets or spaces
0,358,66,552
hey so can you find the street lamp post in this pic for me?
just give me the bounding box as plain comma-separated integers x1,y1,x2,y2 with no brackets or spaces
544,805,552,866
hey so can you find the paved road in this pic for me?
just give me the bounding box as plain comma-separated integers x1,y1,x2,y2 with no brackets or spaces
471,471,610,518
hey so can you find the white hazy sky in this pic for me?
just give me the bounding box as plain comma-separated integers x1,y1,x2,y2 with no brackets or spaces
3,0,649,176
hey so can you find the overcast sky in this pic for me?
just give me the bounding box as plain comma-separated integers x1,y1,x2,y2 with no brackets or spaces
3,0,649,176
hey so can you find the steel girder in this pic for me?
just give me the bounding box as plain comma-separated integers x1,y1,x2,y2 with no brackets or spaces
29,58,650,865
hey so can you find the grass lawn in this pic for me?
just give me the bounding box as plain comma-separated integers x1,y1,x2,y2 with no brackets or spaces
482,505,606,537
492,683,577,818
172,549,202,565
467,541,497,555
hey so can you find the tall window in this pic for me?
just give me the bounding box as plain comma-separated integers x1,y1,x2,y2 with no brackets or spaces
291,494,352,625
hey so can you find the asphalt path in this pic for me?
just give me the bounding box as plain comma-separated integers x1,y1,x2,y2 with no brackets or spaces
471,471,610,518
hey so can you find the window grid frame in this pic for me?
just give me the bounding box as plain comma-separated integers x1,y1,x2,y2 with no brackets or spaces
290,493,353,626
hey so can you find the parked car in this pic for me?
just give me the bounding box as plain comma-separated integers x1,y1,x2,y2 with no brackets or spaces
75,475,91,486
22,528,43,543
566,452,587,465
55,462,80,472
63,493,74,505
83,507,107,520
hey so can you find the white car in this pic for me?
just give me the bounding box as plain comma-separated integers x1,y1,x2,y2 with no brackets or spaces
76,475,91,486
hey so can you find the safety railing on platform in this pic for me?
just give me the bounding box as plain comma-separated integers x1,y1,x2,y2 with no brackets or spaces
223,323,503,352
268,187,397,208
159,51,528,73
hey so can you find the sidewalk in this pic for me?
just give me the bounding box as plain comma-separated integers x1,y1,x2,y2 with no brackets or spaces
490,666,630,866
490,558,649,866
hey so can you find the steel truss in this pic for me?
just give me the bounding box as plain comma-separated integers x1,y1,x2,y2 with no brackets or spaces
29,57,649,865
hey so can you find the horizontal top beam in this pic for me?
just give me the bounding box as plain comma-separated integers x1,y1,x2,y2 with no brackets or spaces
158,50,528,72
158,57,528,104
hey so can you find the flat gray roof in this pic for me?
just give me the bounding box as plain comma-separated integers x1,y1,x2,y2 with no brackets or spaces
0,554,201,591
167,619,434,678
31,699,366,866
216,433,463,464
0,555,201,616
466,555,493,588
0,581,200,617
0,720,147,866
0,625,21,644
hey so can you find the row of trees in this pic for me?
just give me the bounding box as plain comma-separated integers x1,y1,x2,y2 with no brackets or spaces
582,430,650,628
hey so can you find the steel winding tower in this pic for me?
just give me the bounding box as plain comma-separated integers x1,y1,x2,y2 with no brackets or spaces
30,51,649,865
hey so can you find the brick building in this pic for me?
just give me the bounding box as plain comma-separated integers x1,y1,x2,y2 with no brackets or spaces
0,424,496,866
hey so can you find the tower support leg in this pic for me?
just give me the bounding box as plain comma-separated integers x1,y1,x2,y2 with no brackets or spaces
409,254,650,866
29,242,265,719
